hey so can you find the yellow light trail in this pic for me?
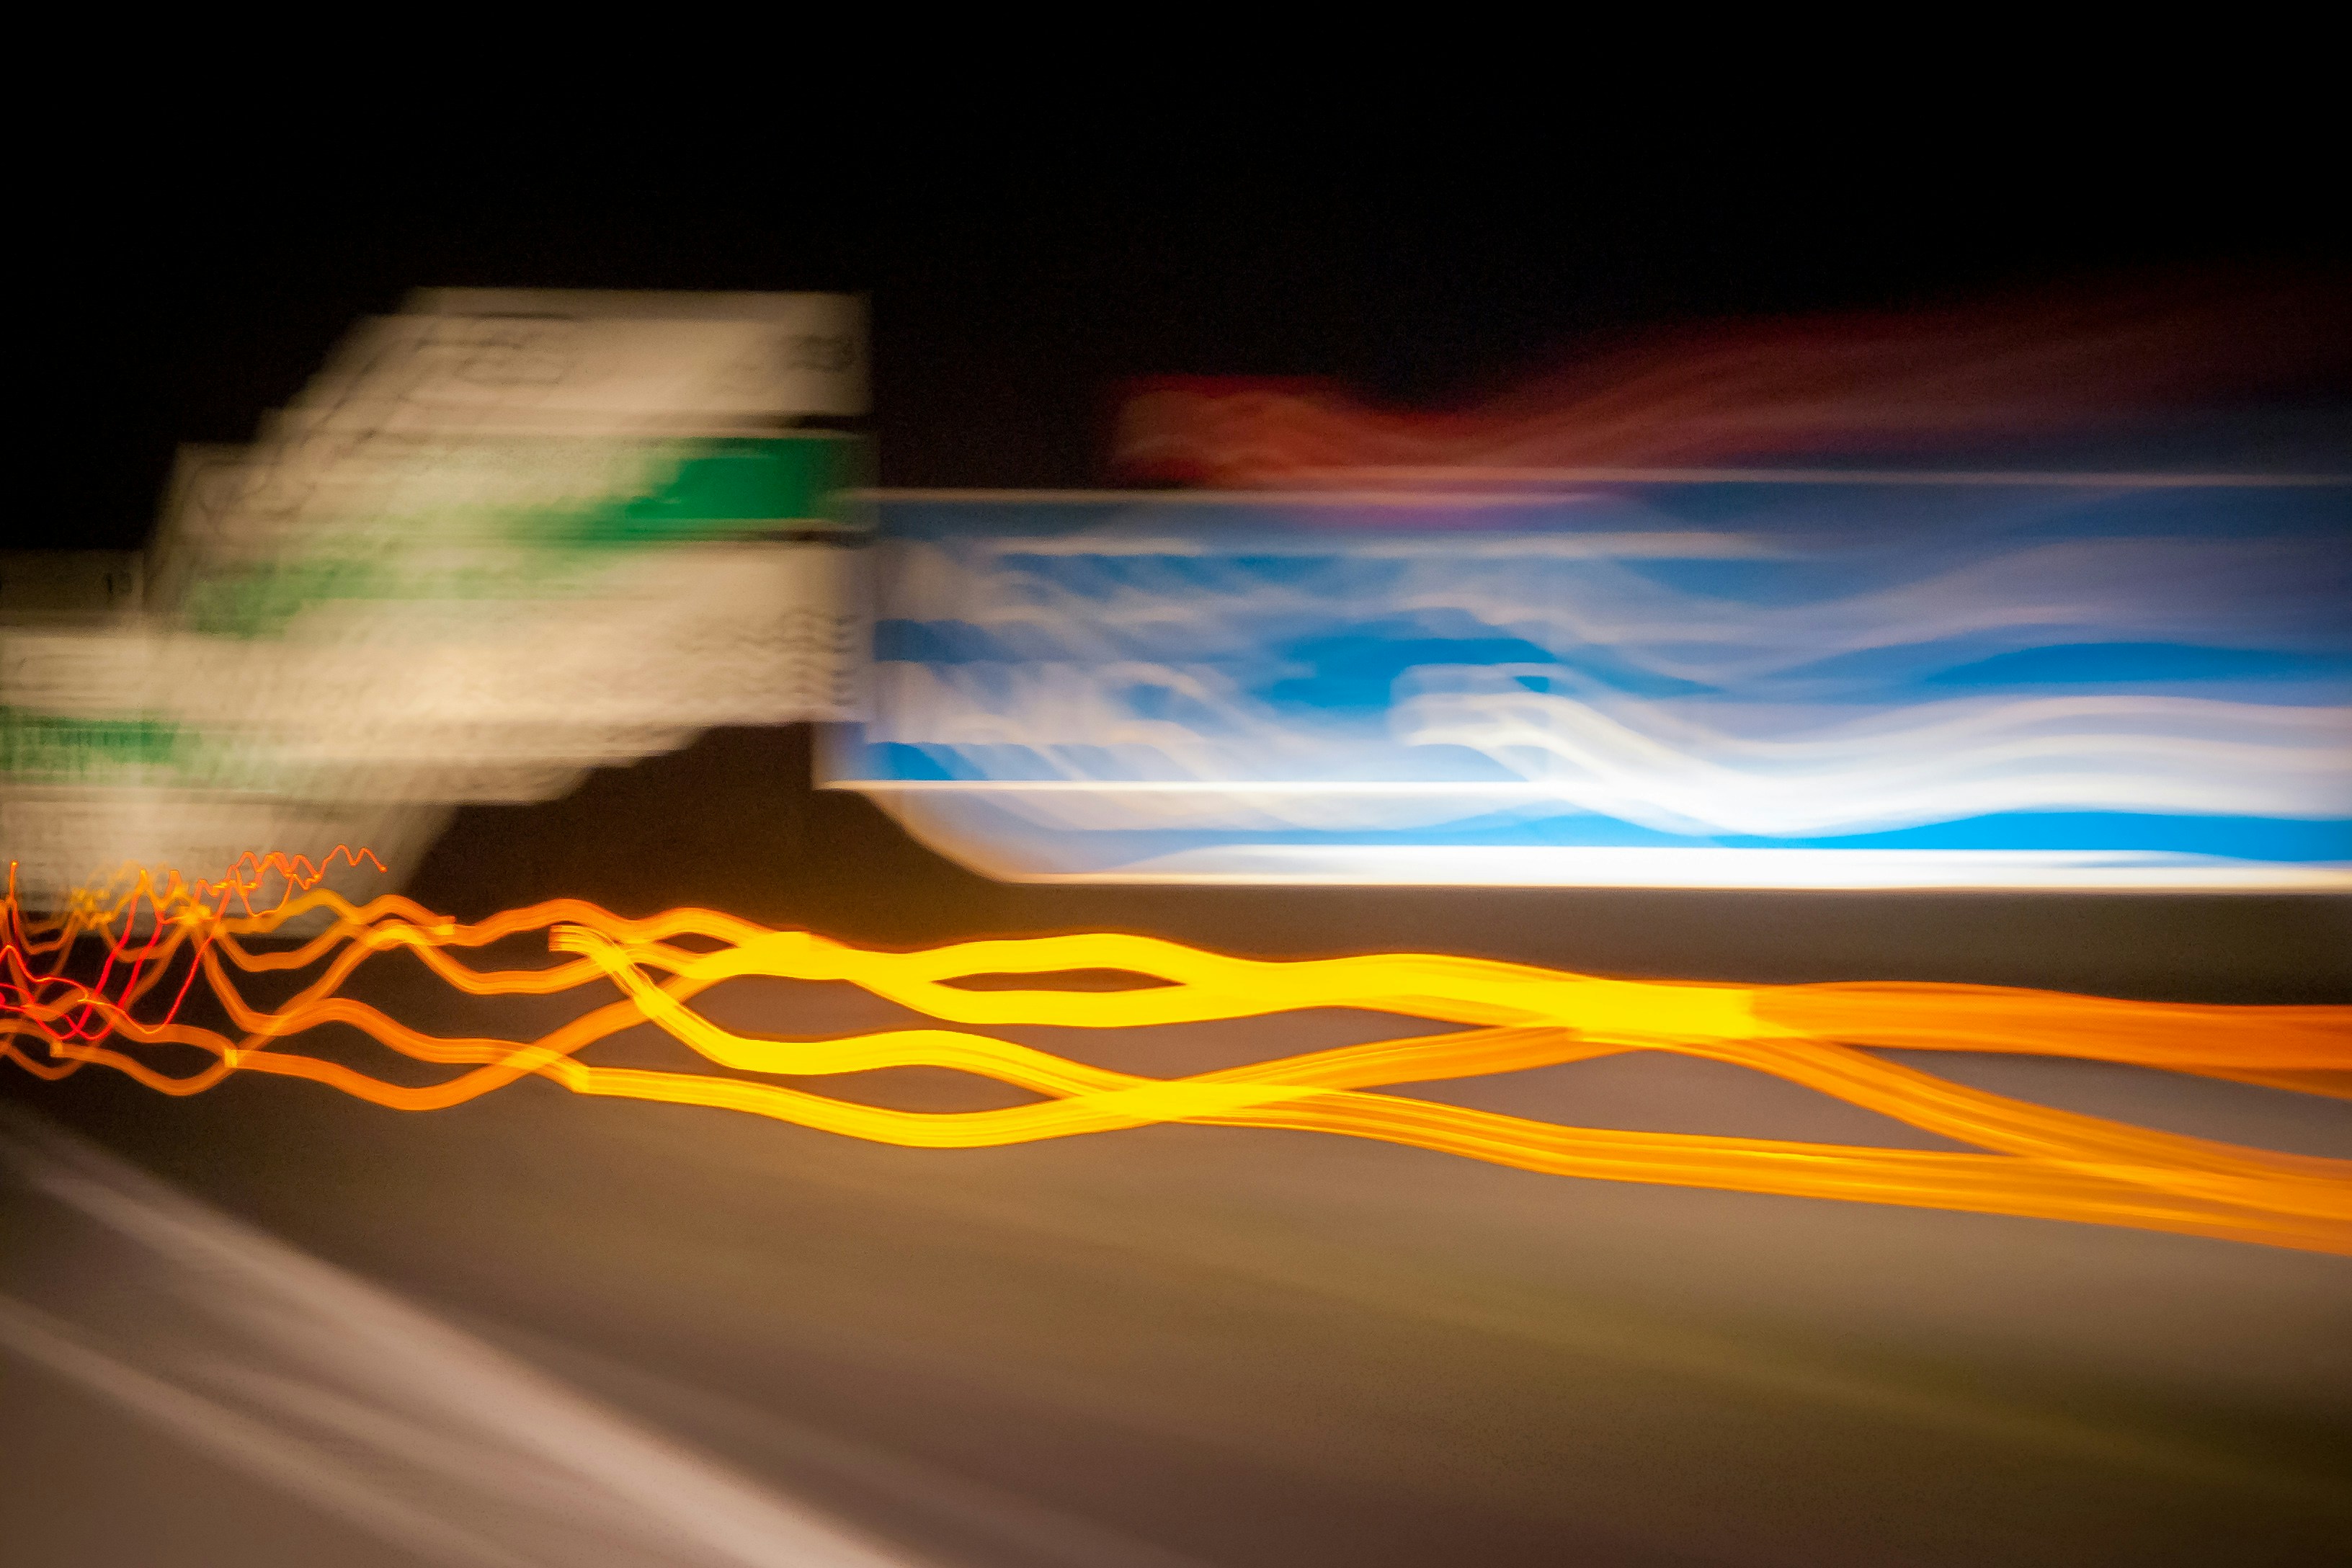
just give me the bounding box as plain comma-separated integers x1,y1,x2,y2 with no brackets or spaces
5,855,2349,1255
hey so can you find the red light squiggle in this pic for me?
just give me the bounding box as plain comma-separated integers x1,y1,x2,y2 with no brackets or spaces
1,848,388,1041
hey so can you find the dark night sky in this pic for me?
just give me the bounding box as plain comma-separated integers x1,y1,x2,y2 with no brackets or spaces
17,120,2346,554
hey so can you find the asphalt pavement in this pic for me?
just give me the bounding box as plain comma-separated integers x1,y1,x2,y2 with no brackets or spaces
6,727,2349,1566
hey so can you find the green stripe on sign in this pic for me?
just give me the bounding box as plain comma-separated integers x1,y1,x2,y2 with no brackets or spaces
178,435,871,638
601,435,868,541
0,706,187,779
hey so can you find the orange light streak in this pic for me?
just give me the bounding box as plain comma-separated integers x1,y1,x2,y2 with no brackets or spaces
5,855,2348,1254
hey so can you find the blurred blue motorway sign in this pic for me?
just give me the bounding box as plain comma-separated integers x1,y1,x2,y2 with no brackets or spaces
825,476,2352,888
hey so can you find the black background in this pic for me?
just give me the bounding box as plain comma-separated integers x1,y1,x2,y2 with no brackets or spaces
19,119,2349,551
